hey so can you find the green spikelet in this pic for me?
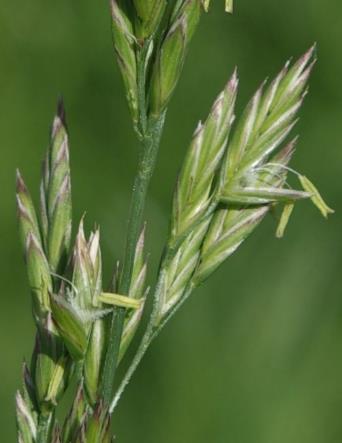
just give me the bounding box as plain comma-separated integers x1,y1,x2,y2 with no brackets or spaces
41,100,72,274
195,140,297,283
16,171,52,319
171,71,238,239
133,0,167,39
82,228,108,406
16,391,37,443
33,314,72,409
150,0,201,116
157,219,211,322
119,227,147,360
111,0,139,124
49,294,89,362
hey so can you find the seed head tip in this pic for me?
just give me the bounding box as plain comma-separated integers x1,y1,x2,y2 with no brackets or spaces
57,96,67,126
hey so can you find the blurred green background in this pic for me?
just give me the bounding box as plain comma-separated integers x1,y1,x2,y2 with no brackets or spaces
1,0,342,441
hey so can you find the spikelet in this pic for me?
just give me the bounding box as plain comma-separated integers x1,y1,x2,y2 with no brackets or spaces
171,71,238,239
41,99,72,274
150,0,202,116
119,227,148,360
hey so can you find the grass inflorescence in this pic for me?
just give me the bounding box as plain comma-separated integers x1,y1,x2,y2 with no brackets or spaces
15,2,332,442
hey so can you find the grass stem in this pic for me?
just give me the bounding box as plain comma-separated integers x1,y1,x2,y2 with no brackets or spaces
36,412,53,443
100,44,166,405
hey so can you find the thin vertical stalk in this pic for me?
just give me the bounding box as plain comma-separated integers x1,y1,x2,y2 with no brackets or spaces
110,267,195,412
100,42,166,405
36,411,54,443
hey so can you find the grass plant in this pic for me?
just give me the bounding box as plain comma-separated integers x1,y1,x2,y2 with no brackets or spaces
15,1,333,442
